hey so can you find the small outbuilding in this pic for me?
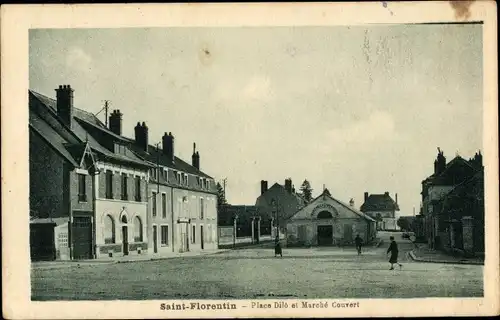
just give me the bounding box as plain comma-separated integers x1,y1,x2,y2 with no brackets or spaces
285,189,377,247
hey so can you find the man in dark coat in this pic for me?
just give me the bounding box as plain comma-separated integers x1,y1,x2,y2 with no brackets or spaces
387,236,403,270
355,234,363,255
274,241,283,257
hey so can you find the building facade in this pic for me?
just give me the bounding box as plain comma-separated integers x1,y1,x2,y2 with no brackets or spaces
421,149,484,255
360,191,400,231
285,189,377,247
128,123,218,255
29,85,152,261
255,179,306,236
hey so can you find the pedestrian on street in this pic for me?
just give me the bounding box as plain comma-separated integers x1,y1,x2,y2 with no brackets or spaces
355,234,363,255
387,236,403,270
274,240,283,258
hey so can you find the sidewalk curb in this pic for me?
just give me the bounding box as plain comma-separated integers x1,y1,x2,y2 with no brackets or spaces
32,250,232,270
409,250,484,266
113,250,232,264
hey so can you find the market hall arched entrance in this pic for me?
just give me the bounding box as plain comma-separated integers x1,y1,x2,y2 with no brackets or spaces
317,211,333,246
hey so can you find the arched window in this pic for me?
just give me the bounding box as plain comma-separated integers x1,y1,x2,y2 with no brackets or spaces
104,215,115,244
134,216,143,242
317,211,333,219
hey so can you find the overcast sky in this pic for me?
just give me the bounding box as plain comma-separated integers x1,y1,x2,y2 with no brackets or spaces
29,25,483,216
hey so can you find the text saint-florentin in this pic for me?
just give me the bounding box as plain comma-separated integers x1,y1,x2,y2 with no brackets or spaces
161,302,237,311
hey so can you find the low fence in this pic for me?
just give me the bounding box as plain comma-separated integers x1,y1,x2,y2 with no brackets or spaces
218,235,273,246
218,226,273,249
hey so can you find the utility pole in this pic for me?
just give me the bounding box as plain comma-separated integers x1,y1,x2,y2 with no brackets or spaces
104,100,109,127
95,100,111,126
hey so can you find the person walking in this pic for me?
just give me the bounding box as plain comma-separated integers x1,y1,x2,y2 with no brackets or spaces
387,236,403,270
274,241,283,257
355,234,363,255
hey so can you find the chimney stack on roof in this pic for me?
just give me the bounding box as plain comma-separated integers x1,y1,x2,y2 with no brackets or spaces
55,85,74,129
364,192,369,202
395,193,398,204
109,109,123,135
284,178,292,193
434,147,447,175
162,132,175,162
260,180,268,195
134,122,149,152
191,142,200,170
349,198,355,207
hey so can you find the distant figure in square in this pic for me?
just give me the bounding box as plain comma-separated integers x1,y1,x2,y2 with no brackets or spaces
274,240,283,257
355,234,363,255
387,236,403,270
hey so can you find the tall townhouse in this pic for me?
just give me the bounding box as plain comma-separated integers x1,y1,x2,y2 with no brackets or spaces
421,148,483,252
128,125,218,255
29,85,152,261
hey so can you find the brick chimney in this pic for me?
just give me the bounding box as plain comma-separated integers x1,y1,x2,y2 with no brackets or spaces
162,132,175,162
192,142,200,170
434,147,446,174
349,198,355,207
260,180,268,195
55,85,74,129
395,193,398,204
134,122,149,152
284,178,292,193
364,192,369,202
109,109,123,135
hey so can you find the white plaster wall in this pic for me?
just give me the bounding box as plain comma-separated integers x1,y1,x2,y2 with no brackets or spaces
95,198,148,257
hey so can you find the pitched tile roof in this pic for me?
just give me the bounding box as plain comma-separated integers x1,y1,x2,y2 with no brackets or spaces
255,183,307,222
29,111,79,167
289,191,376,222
360,193,400,212
29,90,151,169
130,144,214,179
423,155,477,185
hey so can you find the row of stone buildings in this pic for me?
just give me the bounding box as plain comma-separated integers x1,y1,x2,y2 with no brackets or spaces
29,85,218,261
219,178,379,247
415,148,484,257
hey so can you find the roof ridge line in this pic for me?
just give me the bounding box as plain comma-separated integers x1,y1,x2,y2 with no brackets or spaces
30,91,84,145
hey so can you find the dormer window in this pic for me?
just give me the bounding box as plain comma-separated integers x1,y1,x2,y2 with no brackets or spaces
183,174,188,185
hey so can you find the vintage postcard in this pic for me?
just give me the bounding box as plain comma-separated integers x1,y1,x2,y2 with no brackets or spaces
1,2,499,319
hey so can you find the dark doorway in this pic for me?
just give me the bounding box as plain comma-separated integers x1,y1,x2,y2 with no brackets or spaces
317,225,333,246
72,217,93,260
153,225,158,253
30,224,56,261
200,225,204,250
122,226,129,255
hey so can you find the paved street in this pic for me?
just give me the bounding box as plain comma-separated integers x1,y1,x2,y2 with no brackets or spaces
31,233,483,300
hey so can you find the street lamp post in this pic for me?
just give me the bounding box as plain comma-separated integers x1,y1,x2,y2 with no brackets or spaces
271,199,280,244
233,213,239,249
